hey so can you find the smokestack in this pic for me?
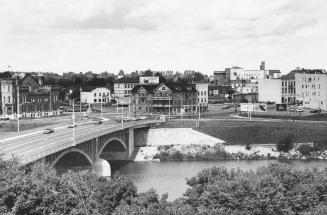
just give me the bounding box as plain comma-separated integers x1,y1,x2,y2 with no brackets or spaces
260,61,265,70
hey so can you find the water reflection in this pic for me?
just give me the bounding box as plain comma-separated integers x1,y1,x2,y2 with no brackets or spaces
56,159,327,201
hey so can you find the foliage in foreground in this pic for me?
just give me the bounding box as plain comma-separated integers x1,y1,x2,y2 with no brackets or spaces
1,159,327,214
0,159,136,215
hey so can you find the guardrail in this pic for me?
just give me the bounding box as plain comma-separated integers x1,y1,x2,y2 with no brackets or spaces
20,119,162,165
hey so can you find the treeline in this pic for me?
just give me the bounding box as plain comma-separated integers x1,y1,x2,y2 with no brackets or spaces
2,159,326,214
42,70,209,89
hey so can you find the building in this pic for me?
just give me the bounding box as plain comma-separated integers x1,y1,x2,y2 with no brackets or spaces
213,71,228,86
114,77,139,105
81,87,111,104
0,78,16,115
226,67,267,81
0,73,60,118
114,77,139,98
208,85,232,103
131,82,197,115
295,70,327,111
192,83,208,111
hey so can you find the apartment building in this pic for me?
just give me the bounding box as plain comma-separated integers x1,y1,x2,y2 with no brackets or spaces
0,73,60,118
295,71,327,111
192,83,208,111
131,82,197,115
114,77,139,105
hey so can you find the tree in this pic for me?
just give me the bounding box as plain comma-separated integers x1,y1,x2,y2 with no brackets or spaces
276,134,294,152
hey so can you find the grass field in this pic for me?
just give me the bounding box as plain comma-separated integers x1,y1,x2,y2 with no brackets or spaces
0,120,56,132
160,120,327,145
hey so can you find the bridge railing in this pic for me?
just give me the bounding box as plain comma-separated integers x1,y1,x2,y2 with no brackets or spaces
20,119,162,164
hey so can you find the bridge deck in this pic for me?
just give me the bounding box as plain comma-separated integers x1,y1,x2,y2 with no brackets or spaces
0,120,161,164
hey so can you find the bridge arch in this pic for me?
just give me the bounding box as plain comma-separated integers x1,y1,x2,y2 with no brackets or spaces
52,148,93,167
98,137,127,156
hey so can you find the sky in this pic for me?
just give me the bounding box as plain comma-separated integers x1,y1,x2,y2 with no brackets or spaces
0,0,326,75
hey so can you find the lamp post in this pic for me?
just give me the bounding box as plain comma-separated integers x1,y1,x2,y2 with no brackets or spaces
79,87,82,119
72,97,79,146
101,94,103,119
17,84,20,133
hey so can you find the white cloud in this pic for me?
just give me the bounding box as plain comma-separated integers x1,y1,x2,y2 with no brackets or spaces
0,0,326,74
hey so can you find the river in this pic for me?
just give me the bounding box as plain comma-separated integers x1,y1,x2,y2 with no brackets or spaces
110,160,327,201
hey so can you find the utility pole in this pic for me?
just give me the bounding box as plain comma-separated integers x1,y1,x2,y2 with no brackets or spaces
101,94,103,118
168,96,171,120
49,86,52,116
72,99,75,146
128,96,131,117
17,83,20,133
121,103,124,128
80,87,82,119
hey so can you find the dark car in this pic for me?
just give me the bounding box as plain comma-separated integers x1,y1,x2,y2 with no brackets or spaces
43,128,54,134
94,120,103,125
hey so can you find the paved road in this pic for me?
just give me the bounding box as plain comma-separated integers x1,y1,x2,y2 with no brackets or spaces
0,119,158,164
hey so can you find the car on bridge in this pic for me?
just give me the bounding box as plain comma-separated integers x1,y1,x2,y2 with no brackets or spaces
94,120,103,125
68,123,77,128
43,128,54,134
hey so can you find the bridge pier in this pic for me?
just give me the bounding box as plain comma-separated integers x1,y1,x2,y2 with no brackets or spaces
93,158,111,177
45,124,154,177
128,127,134,159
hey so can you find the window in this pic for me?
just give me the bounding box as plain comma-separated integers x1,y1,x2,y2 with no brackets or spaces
94,93,96,97
99,93,101,96
162,86,166,90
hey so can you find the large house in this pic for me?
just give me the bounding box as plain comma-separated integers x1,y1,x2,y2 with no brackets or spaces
131,82,198,115
114,77,139,105
0,73,60,118
81,87,111,104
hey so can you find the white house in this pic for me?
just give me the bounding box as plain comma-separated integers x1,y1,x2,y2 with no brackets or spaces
194,83,208,111
81,87,111,104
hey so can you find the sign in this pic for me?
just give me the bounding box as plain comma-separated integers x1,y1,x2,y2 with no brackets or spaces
240,103,254,112
276,103,287,112
253,103,267,112
140,76,160,84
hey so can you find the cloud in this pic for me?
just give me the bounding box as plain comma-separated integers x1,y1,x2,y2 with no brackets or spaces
0,0,326,74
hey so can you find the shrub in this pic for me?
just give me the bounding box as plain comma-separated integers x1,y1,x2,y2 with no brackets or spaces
277,134,294,152
298,144,315,156
245,143,252,150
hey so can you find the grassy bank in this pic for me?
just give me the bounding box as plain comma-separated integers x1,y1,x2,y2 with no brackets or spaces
158,120,327,145
239,112,327,121
0,120,56,132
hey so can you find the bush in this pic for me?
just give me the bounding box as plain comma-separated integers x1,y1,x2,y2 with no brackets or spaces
245,143,252,150
184,164,327,214
298,144,315,156
277,134,294,152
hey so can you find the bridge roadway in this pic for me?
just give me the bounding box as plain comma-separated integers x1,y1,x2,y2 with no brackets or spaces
0,119,160,165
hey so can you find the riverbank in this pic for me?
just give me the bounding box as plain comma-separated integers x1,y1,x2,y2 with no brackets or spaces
134,143,327,161
159,120,327,145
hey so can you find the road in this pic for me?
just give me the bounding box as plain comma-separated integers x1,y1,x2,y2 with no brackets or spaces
0,119,158,164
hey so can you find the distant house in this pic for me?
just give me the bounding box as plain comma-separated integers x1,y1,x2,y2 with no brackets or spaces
81,87,111,104
208,85,232,103
131,82,198,115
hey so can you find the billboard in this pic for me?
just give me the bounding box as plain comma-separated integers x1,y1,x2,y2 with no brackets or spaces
276,103,287,111
240,103,254,112
140,76,160,84
253,103,267,112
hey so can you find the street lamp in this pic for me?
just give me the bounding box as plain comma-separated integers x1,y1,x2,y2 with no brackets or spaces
71,97,79,146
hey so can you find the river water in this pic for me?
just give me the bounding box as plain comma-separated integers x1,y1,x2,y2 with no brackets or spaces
111,160,327,201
